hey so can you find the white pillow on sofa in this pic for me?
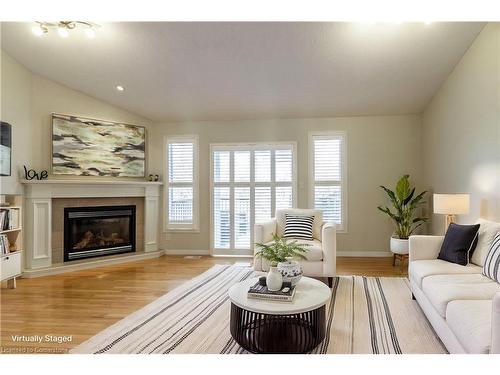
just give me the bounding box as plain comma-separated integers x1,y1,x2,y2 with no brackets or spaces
472,218,500,266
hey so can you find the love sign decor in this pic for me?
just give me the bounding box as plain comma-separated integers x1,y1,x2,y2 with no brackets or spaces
23,165,48,181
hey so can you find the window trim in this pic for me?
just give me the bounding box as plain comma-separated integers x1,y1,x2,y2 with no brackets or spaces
164,135,199,233
308,131,348,233
209,141,297,256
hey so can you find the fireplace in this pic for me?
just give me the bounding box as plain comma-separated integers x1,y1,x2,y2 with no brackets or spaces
64,205,136,261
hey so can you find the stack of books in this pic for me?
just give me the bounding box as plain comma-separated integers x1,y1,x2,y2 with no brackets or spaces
0,209,20,231
0,234,11,255
247,282,296,302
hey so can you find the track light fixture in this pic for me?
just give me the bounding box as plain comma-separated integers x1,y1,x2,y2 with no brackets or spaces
31,21,99,38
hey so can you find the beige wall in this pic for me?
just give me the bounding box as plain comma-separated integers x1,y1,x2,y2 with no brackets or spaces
150,115,423,254
0,51,154,195
0,51,33,194
422,23,500,234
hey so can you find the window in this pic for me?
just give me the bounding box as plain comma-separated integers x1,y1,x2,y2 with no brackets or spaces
211,143,296,255
165,136,199,231
310,132,346,231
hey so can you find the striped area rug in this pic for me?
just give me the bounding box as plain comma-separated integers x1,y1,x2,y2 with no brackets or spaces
71,265,446,354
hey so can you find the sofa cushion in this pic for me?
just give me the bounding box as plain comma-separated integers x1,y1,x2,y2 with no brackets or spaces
472,218,500,266
409,259,482,288
422,273,500,318
446,299,492,354
276,209,323,240
264,238,323,262
483,233,500,283
437,223,479,266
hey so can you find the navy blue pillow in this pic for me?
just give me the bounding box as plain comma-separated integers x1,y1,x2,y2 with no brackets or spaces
438,223,480,266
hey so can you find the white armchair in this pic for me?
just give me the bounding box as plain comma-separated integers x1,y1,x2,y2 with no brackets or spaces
253,209,337,287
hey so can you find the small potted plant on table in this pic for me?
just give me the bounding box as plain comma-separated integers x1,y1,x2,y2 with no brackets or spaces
255,234,308,291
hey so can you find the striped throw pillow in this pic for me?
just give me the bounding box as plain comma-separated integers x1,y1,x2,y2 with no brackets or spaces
284,214,315,240
483,233,500,283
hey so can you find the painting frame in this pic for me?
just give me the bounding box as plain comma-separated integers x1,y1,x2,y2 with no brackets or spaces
0,121,12,177
51,113,147,178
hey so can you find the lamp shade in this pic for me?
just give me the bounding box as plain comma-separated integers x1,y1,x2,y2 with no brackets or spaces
433,194,470,215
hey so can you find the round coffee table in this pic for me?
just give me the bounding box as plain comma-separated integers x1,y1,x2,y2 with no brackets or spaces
228,276,331,354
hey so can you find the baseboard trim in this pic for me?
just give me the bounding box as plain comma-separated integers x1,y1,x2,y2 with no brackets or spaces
337,251,393,257
164,249,210,256
22,250,166,278
164,249,392,257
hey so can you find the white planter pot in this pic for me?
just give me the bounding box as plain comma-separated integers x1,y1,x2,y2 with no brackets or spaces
390,237,409,255
266,266,283,291
277,259,303,286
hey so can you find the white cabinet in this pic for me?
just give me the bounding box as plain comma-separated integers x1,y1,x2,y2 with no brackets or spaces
1,251,21,282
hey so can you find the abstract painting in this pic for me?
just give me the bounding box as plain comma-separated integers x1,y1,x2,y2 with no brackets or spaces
52,114,146,177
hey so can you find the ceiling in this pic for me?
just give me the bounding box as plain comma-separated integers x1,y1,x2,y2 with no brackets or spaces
1,22,485,122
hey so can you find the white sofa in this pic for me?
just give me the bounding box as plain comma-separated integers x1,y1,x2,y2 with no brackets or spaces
409,232,500,354
253,209,336,287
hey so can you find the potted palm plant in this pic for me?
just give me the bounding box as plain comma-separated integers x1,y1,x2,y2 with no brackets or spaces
377,175,428,255
255,234,308,290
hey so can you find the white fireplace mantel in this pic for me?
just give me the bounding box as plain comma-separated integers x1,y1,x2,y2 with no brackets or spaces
21,179,163,272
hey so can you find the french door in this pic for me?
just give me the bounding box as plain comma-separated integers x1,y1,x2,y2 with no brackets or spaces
211,143,296,255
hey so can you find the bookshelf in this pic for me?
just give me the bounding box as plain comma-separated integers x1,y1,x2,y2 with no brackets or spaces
0,194,23,289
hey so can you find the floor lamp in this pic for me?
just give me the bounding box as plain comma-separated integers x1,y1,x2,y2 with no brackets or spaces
433,193,470,232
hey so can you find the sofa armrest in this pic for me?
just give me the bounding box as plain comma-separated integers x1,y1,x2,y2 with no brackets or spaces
321,223,337,277
409,235,444,262
253,219,276,271
492,292,500,354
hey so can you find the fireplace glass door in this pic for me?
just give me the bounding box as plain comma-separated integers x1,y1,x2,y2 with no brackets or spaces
64,205,136,261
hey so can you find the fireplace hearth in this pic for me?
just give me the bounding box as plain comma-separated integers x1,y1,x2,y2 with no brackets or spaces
64,205,136,261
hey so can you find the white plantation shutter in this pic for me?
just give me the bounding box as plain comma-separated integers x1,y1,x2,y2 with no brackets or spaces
311,133,346,230
254,150,271,182
212,144,296,254
275,149,293,182
166,137,198,230
168,142,193,183
213,186,230,248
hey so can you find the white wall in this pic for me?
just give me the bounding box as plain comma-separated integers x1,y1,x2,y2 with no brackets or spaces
422,23,500,234
0,51,154,195
0,51,33,194
150,115,423,254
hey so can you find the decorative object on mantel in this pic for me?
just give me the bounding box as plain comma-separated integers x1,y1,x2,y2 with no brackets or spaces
255,234,308,290
52,113,146,178
377,174,428,266
148,174,160,182
0,121,12,176
23,165,48,180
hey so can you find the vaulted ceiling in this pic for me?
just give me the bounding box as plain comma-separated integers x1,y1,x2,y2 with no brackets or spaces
1,22,485,122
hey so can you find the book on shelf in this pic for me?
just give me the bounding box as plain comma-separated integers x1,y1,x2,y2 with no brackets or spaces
247,282,296,302
0,234,11,255
0,208,20,231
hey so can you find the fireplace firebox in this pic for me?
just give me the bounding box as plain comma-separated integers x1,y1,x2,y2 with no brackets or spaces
64,205,136,261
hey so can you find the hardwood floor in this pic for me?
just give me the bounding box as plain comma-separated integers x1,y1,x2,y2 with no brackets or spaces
0,255,407,354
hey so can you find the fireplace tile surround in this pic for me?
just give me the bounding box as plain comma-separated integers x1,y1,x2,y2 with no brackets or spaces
21,179,161,276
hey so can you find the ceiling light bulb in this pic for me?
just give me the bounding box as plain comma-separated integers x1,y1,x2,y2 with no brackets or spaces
32,25,45,37
85,28,96,39
116,85,125,92
58,26,69,38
